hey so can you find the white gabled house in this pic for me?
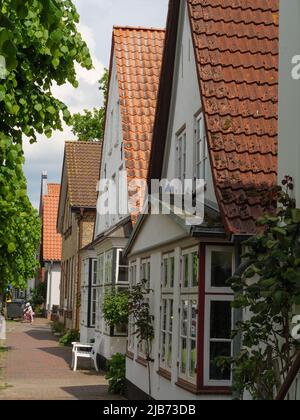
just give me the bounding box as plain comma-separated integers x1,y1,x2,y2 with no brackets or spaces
80,26,165,367
123,0,278,400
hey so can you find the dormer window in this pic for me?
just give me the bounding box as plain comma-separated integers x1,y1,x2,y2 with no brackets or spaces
195,113,208,181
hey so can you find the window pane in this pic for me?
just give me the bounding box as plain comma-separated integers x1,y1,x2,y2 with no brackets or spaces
170,257,175,288
211,251,232,288
190,339,197,378
192,253,198,287
191,301,197,338
167,335,172,369
181,338,187,375
169,300,174,333
163,259,168,288
181,301,188,336
163,300,167,331
210,301,232,339
210,342,231,381
93,260,97,285
184,255,189,288
161,333,166,362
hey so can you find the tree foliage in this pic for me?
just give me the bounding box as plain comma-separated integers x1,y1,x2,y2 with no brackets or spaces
71,69,109,141
219,177,300,400
0,0,92,294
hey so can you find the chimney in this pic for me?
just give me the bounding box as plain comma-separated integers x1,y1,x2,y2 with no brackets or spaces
39,171,48,216
278,1,300,204
42,171,48,197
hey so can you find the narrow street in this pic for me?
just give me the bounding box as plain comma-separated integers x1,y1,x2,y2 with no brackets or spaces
0,319,121,400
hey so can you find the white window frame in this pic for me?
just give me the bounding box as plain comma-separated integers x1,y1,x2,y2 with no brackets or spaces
128,261,137,354
162,253,175,291
205,245,235,294
176,128,186,186
182,246,199,292
159,253,175,371
160,297,174,372
194,112,208,182
178,247,199,384
104,250,113,285
138,258,151,358
204,295,234,387
89,258,98,328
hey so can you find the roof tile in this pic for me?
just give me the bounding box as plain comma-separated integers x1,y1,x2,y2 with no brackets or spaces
113,27,165,220
43,184,62,262
65,142,103,208
188,0,279,235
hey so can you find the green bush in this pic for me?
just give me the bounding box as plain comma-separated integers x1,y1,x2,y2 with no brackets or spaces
51,321,65,336
103,291,129,328
59,330,80,347
106,353,126,395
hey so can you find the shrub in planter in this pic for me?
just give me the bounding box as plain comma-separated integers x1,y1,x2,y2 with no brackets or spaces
106,353,126,395
59,329,80,347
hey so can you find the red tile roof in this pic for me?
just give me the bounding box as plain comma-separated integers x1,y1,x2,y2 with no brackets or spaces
149,0,278,236
188,0,279,235
43,184,62,262
113,27,165,219
65,141,103,208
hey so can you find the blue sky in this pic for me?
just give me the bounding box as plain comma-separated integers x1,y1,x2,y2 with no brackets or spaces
23,0,169,209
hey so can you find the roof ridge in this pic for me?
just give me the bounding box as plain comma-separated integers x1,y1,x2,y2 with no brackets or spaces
113,25,165,32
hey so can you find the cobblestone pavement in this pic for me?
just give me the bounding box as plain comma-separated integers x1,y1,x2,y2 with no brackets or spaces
0,319,122,400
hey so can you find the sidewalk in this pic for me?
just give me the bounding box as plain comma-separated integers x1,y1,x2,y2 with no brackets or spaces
0,319,122,400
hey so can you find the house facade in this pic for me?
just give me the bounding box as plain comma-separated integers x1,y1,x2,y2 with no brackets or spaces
38,172,62,318
124,0,278,400
82,26,165,366
57,141,102,331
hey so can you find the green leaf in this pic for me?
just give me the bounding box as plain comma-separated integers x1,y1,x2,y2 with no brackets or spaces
7,242,16,253
34,104,43,112
46,106,56,115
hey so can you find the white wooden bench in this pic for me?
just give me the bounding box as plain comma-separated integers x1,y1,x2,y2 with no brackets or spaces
71,342,99,372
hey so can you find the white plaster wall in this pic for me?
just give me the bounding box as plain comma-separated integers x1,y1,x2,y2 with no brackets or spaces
46,263,61,312
130,214,187,257
163,2,217,206
95,55,128,238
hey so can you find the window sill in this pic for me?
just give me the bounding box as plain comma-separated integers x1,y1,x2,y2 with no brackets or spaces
126,351,134,361
157,368,171,382
176,378,231,396
136,356,148,368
